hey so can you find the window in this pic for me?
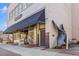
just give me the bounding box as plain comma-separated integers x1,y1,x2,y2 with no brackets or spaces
9,13,10,20
19,3,23,13
9,12,12,20
17,5,19,15
21,4,23,12
27,3,33,8
26,3,29,8
18,4,21,14
12,11,14,19
15,7,17,18
9,3,33,21
13,8,16,18
23,4,27,10
28,27,34,39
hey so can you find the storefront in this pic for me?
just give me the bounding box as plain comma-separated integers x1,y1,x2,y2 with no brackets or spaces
28,22,45,46
4,9,46,47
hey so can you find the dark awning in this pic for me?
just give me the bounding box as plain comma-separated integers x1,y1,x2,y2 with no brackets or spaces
4,9,45,34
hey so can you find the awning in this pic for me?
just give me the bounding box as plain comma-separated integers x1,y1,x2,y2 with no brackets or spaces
4,9,45,34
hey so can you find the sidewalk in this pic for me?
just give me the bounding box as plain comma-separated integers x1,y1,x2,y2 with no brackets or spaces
0,47,21,56
0,44,73,56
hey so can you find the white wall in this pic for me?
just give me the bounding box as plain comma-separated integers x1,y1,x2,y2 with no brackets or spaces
45,4,72,48
71,4,79,41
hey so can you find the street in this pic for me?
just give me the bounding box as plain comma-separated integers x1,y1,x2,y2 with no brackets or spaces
0,44,75,56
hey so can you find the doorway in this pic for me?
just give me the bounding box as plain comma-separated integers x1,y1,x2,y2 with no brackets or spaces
40,29,45,46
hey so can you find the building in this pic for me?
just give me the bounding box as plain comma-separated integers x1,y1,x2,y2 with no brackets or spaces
4,3,79,48
0,30,9,43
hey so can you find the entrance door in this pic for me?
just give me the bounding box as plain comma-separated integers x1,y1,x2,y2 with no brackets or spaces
24,30,28,45
40,29,45,46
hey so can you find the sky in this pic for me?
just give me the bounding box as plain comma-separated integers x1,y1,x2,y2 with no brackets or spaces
0,3,9,31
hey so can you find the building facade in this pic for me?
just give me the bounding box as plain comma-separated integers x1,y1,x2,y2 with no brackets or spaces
4,3,79,48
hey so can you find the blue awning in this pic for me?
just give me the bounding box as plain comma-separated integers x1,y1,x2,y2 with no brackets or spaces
4,9,45,33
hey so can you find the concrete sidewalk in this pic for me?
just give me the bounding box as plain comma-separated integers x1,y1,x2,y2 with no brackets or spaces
0,47,21,56
0,44,72,56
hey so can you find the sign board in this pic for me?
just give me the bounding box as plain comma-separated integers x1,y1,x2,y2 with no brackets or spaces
15,14,22,21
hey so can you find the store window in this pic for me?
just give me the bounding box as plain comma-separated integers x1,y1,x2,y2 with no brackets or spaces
28,27,34,40
17,32,21,39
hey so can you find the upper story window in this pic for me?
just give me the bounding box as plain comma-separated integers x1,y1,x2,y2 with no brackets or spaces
17,5,19,15
9,3,33,21
11,11,13,19
27,3,33,7
23,4,27,10
9,11,13,21
18,4,22,13
13,9,16,18
15,7,18,18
